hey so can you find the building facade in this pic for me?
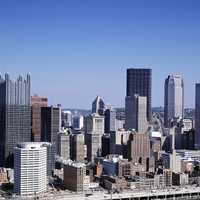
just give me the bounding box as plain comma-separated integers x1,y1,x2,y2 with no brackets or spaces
0,74,31,167
14,143,47,196
164,75,184,127
92,96,105,116
104,108,116,133
195,83,200,150
126,68,152,121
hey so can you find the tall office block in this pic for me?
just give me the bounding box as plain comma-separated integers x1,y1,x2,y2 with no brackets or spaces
70,133,85,162
126,68,152,121
14,143,47,196
72,114,84,130
92,96,105,115
62,110,72,128
0,74,31,167
41,106,60,144
31,95,48,142
164,75,184,127
104,108,116,133
57,132,71,160
195,83,200,149
125,94,148,133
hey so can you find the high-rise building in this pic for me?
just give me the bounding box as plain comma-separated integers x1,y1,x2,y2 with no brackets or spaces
31,95,48,142
128,132,151,171
14,143,47,196
72,114,84,130
125,94,148,133
70,133,85,162
92,96,105,115
104,108,116,133
62,110,72,128
164,75,184,127
126,68,152,121
41,106,60,144
0,74,31,167
57,131,71,160
64,161,89,192
195,83,200,149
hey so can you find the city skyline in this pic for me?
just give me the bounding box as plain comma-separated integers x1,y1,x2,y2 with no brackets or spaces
1,1,200,108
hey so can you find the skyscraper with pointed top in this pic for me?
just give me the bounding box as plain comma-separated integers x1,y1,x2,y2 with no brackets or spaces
0,74,31,167
92,95,105,116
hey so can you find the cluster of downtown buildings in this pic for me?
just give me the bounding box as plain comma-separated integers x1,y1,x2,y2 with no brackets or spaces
0,69,200,199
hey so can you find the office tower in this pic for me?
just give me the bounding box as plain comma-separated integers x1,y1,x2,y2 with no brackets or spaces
85,113,104,162
0,74,31,167
31,95,48,142
85,113,105,135
164,75,184,127
92,95,105,115
101,134,110,157
41,142,56,177
195,83,200,149
104,108,116,133
41,106,60,144
57,132,71,160
62,110,72,127
128,133,151,171
72,114,84,129
64,161,89,192
126,68,152,121
70,133,85,162
125,94,148,133
14,143,47,196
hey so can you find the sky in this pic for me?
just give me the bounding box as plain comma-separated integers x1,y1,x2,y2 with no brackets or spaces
0,0,200,109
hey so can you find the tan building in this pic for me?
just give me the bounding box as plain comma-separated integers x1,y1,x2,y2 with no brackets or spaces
128,133,151,171
64,162,88,192
31,95,48,142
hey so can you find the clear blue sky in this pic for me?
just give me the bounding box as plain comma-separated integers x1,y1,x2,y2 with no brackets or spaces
0,0,199,108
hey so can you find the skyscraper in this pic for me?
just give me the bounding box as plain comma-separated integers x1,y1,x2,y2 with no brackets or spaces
31,95,48,142
126,68,152,121
0,74,31,167
104,108,116,133
195,83,200,149
41,106,60,144
164,75,184,127
14,143,47,196
92,96,105,115
125,94,148,133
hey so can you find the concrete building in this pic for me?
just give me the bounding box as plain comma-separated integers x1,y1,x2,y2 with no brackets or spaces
70,133,85,162
57,131,70,160
125,94,148,133
164,75,184,128
14,143,47,196
72,114,84,130
0,74,31,167
64,161,89,192
126,68,152,122
62,110,72,128
31,95,48,142
128,132,151,171
195,83,200,149
41,106,60,144
92,96,105,116
104,108,116,133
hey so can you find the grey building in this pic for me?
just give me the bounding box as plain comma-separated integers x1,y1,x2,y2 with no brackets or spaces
92,96,105,115
125,94,148,133
126,68,152,121
195,83,200,149
41,106,60,144
164,75,184,127
104,108,116,133
0,74,31,167
70,133,85,162
57,131,71,160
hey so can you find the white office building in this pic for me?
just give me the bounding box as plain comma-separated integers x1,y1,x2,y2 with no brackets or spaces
14,143,47,196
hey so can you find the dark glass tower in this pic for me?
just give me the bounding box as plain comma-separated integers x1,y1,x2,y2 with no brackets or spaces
0,74,31,167
195,83,200,150
126,68,152,121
